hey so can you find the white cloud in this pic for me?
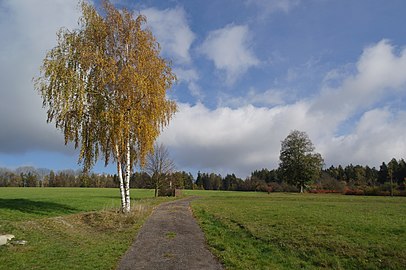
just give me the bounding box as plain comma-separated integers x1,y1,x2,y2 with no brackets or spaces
311,40,406,130
0,0,81,154
160,102,315,177
173,67,203,99
218,88,286,108
319,108,406,167
200,24,260,85
160,40,406,177
141,7,201,99
246,0,301,16
141,6,195,65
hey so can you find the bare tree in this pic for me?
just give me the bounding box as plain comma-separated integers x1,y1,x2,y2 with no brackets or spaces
144,143,175,197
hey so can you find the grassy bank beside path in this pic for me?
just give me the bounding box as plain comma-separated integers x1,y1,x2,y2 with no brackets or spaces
0,187,174,270
0,187,154,222
187,191,406,269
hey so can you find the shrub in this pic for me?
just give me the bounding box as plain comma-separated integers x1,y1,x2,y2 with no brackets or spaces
158,187,175,197
280,182,299,192
319,175,346,192
308,189,340,194
265,182,298,192
344,189,365,196
268,182,282,192
364,186,380,196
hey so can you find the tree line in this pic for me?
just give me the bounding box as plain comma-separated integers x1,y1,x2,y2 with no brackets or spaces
0,166,194,191
0,167,116,188
1,158,405,196
0,167,265,191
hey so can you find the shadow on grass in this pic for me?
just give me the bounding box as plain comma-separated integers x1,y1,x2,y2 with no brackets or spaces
0,198,79,216
97,196,151,201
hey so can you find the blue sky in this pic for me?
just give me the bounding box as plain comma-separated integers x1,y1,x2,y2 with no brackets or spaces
1,0,406,178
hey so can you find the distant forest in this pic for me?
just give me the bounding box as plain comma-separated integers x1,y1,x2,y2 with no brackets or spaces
1,158,405,196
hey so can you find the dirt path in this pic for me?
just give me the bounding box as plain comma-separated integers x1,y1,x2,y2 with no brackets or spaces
117,197,223,270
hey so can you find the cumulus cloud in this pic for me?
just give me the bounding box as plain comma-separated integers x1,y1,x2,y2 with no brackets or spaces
160,40,406,177
141,6,195,65
159,102,315,177
199,24,260,85
141,7,201,98
311,40,406,131
0,0,81,154
319,108,406,167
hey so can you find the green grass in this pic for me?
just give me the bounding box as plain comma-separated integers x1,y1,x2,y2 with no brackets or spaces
189,191,406,270
3,188,405,269
0,187,155,222
0,187,173,270
165,231,177,239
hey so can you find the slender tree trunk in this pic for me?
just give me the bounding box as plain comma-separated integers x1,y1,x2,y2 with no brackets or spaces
115,145,126,212
117,161,126,211
122,108,132,213
300,185,304,193
124,139,131,213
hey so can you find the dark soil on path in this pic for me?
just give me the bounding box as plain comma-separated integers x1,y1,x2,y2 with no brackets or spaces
117,197,224,270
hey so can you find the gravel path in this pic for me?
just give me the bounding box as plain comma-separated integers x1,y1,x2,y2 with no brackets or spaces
117,197,224,270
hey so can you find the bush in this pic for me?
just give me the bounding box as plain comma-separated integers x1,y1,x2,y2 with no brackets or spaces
280,182,299,192
344,186,406,196
158,187,175,197
318,174,346,192
268,182,282,192
344,189,365,196
308,189,340,194
364,186,380,196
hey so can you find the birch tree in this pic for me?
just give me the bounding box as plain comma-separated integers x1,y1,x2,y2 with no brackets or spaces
34,0,177,212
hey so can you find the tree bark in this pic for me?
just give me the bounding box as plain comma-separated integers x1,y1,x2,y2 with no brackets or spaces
116,145,126,212
124,139,131,213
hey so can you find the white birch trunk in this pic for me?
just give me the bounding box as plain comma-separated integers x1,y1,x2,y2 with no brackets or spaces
124,139,131,213
115,145,126,212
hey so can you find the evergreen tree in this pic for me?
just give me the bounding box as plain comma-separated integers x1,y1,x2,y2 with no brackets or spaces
378,162,388,184
195,171,203,189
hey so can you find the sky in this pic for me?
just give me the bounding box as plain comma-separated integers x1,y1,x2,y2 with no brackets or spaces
1,0,406,178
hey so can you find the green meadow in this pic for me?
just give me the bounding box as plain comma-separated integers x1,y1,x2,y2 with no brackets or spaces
1,188,405,269
0,188,173,270
186,190,406,270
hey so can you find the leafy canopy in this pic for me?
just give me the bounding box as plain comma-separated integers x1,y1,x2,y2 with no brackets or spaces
34,1,177,171
279,130,324,191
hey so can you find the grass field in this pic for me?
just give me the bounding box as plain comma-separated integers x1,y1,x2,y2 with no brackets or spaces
2,188,406,269
0,188,173,270
186,190,406,270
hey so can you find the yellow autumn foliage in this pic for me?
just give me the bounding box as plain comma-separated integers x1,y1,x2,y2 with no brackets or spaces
34,0,177,172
